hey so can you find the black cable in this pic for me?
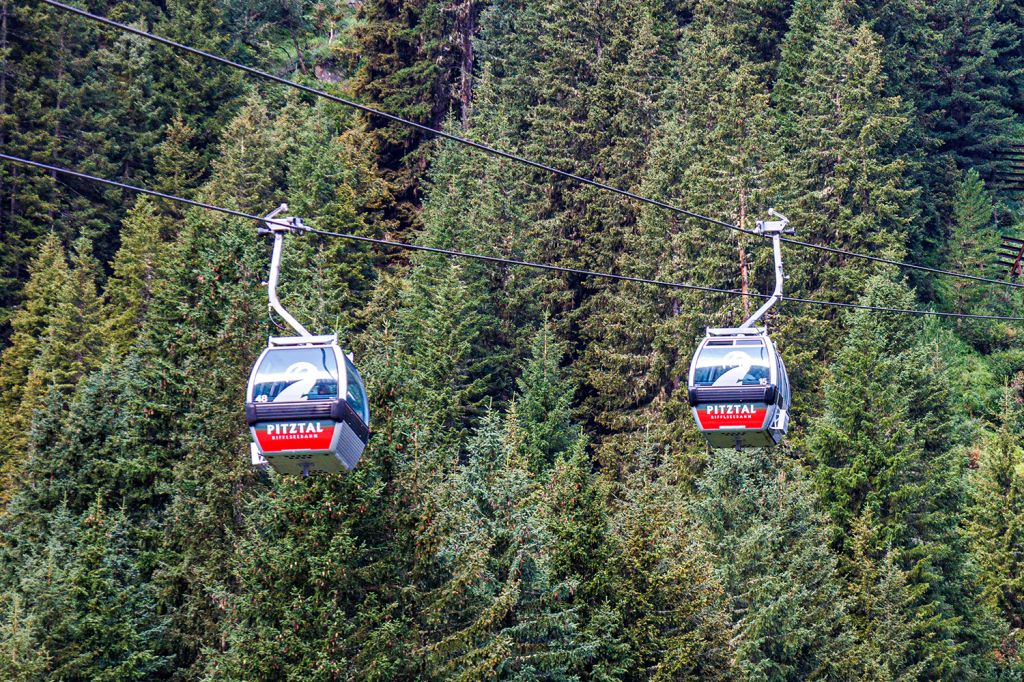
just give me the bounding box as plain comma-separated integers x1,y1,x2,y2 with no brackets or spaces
4,153,1022,322
40,0,1024,293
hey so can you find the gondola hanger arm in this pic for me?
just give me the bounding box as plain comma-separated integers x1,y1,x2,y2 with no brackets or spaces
263,204,313,338
739,209,791,330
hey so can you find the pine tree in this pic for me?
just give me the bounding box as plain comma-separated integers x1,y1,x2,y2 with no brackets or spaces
0,502,77,680
993,0,1024,118
103,197,169,355
910,0,1018,172
513,320,580,474
601,444,733,681
145,98,300,675
54,498,170,680
395,256,499,440
211,471,403,680
0,236,103,506
0,593,50,680
844,513,928,680
281,104,394,326
695,447,852,680
937,168,1018,351
969,390,1024,659
808,275,1001,677
940,169,998,314
580,18,774,471
418,89,543,363
37,236,105,392
350,0,478,229
0,0,163,305
1,492,169,680
773,0,822,117
152,115,205,200
774,1,917,308
0,234,69,497
422,409,587,680
152,0,243,155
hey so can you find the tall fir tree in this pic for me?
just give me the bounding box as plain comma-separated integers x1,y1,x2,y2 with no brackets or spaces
103,197,170,355
422,409,587,679
350,0,480,230
580,18,774,472
808,275,1003,677
604,444,733,680
695,447,853,680
843,512,929,680
969,389,1024,664
0,234,69,499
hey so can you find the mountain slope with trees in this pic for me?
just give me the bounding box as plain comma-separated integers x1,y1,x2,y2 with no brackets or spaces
0,0,1022,679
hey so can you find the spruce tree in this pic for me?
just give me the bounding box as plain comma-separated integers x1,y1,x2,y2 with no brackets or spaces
351,0,478,229
103,197,169,355
937,168,1017,351
146,97,301,675
604,445,733,680
0,592,50,680
211,471,403,680
844,513,927,680
152,115,205,201
0,234,69,498
695,447,852,680
152,0,243,154
513,320,580,474
969,390,1024,658
38,237,105,392
774,1,916,308
422,410,586,680
580,18,774,471
808,275,1001,677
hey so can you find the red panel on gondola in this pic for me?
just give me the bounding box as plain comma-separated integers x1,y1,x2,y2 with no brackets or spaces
696,405,768,430
254,420,336,452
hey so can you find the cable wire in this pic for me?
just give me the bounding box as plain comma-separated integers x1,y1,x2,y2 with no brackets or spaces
41,0,1024,293
4,153,1022,322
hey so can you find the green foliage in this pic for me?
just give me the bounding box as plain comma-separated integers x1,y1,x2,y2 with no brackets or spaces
104,198,170,355
513,320,581,473
423,410,586,680
580,17,774,471
774,1,917,310
969,390,1024,661
696,447,852,680
810,276,1003,677
0,497,170,681
605,447,732,680
350,0,479,229
0,234,70,494
844,513,928,680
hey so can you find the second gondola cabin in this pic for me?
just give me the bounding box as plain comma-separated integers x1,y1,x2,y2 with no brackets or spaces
246,334,369,475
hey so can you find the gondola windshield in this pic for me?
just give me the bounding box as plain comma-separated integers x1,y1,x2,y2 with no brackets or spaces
252,347,340,403
692,343,770,387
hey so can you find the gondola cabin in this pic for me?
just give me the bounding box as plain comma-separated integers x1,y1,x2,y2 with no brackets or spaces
687,327,790,449
246,335,369,475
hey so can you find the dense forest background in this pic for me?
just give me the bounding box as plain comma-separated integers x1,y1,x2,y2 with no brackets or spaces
1,0,1024,679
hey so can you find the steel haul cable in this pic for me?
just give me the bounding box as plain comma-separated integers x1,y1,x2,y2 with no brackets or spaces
39,0,1024,293
4,153,1022,322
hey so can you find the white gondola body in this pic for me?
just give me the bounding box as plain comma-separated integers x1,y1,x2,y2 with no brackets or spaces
687,327,790,449
246,335,370,475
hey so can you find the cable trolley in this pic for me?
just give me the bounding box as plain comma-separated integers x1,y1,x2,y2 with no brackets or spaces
245,205,370,476
687,210,792,449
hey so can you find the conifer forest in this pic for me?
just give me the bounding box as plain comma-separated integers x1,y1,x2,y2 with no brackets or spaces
3,0,1024,678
